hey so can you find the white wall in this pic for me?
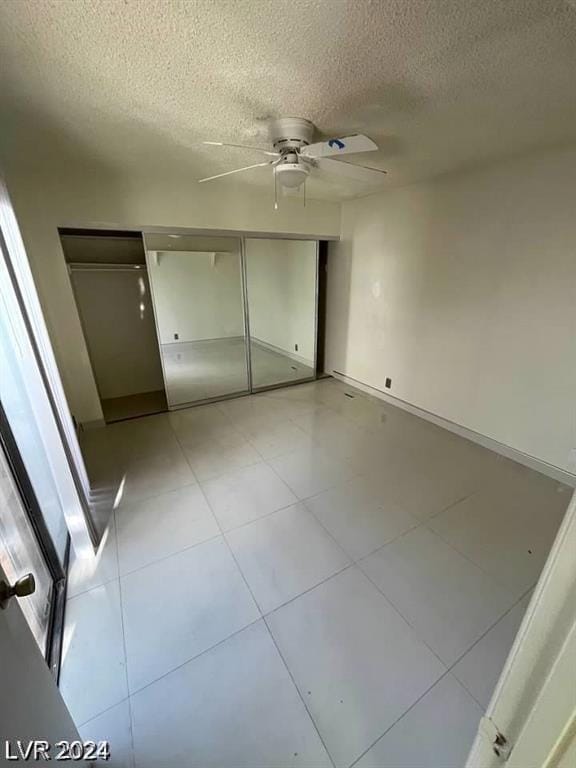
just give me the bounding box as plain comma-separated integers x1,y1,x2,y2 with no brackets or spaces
70,269,164,399
246,239,317,363
148,250,244,344
3,169,339,424
326,146,576,474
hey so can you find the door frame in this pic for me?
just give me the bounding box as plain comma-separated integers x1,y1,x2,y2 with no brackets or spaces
466,489,576,766
0,406,68,679
0,180,97,551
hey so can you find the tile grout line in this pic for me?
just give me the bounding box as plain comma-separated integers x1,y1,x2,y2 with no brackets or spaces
261,562,355,620
88,514,528,751
72,472,358,604
68,531,223,602
356,560,450,670
125,616,263,700
171,416,290,539
422,515,529,595
357,546,534,684
115,479,199,516
182,425,352,634
290,495,360,565
352,516,432,563
174,407,339,767
446,582,536,676
90,381,541,764
110,511,137,768
347,668,455,768
177,422,267,479
172,427,340,761
116,530,223,582
193,466,265,622
80,545,504,762
261,614,338,768
261,433,358,510
347,564,524,768
76,694,131,729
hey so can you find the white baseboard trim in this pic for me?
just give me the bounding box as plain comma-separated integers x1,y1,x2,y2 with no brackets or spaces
331,369,576,488
163,335,245,347
251,337,314,368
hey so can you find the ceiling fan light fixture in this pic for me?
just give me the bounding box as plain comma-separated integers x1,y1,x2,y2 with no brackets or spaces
199,118,386,190
275,162,309,188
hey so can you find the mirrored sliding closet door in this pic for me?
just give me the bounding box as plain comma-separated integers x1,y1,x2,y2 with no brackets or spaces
144,234,249,407
244,238,317,390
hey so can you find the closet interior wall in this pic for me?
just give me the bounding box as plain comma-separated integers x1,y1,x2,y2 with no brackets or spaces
60,231,167,423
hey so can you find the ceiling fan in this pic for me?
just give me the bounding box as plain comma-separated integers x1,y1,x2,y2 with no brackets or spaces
199,117,387,207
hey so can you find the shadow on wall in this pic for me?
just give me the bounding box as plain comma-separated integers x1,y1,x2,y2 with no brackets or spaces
325,236,353,380
0,102,137,428
0,104,142,538
324,146,576,473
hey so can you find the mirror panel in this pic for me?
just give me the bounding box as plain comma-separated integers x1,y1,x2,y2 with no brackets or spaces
245,238,317,390
144,235,249,407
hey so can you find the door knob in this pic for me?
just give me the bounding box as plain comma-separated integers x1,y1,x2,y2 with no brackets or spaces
0,573,36,609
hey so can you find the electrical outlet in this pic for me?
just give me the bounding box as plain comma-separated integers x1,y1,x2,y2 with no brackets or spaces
174,333,179,340
385,377,392,389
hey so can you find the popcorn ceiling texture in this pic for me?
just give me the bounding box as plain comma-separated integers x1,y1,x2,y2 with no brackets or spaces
0,0,575,199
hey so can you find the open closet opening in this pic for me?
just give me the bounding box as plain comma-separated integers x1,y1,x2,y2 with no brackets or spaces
60,229,167,423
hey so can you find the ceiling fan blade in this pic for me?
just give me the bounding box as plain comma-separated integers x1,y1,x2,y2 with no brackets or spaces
301,134,378,159
203,141,279,157
314,157,387,184
198,161,272,183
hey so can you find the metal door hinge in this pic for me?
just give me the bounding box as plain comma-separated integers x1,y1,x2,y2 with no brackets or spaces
479,716,513,761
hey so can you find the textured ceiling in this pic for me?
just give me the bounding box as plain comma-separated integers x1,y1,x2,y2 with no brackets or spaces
0,0,575,200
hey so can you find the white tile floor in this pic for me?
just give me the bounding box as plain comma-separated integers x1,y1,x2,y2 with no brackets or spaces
161,337,314,406
64,378,571,767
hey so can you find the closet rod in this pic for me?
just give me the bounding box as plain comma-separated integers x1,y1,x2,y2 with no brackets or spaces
67,262,146,272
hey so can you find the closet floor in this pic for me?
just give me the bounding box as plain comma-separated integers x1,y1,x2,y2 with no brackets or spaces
63,378,571,767
101,390,167,423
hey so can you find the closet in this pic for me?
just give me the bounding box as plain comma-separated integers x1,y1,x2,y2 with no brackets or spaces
64,229,324,420
61,230,167,423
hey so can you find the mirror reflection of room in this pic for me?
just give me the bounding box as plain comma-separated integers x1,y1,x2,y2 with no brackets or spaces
144,235,249,407
245,238,317,390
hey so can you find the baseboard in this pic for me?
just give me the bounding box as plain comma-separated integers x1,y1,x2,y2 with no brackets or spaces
251,337,313,368
163,335,245,347
331,369,576,488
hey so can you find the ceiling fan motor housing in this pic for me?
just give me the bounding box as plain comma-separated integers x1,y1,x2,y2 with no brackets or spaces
270,119,314,187
270,117,315,151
